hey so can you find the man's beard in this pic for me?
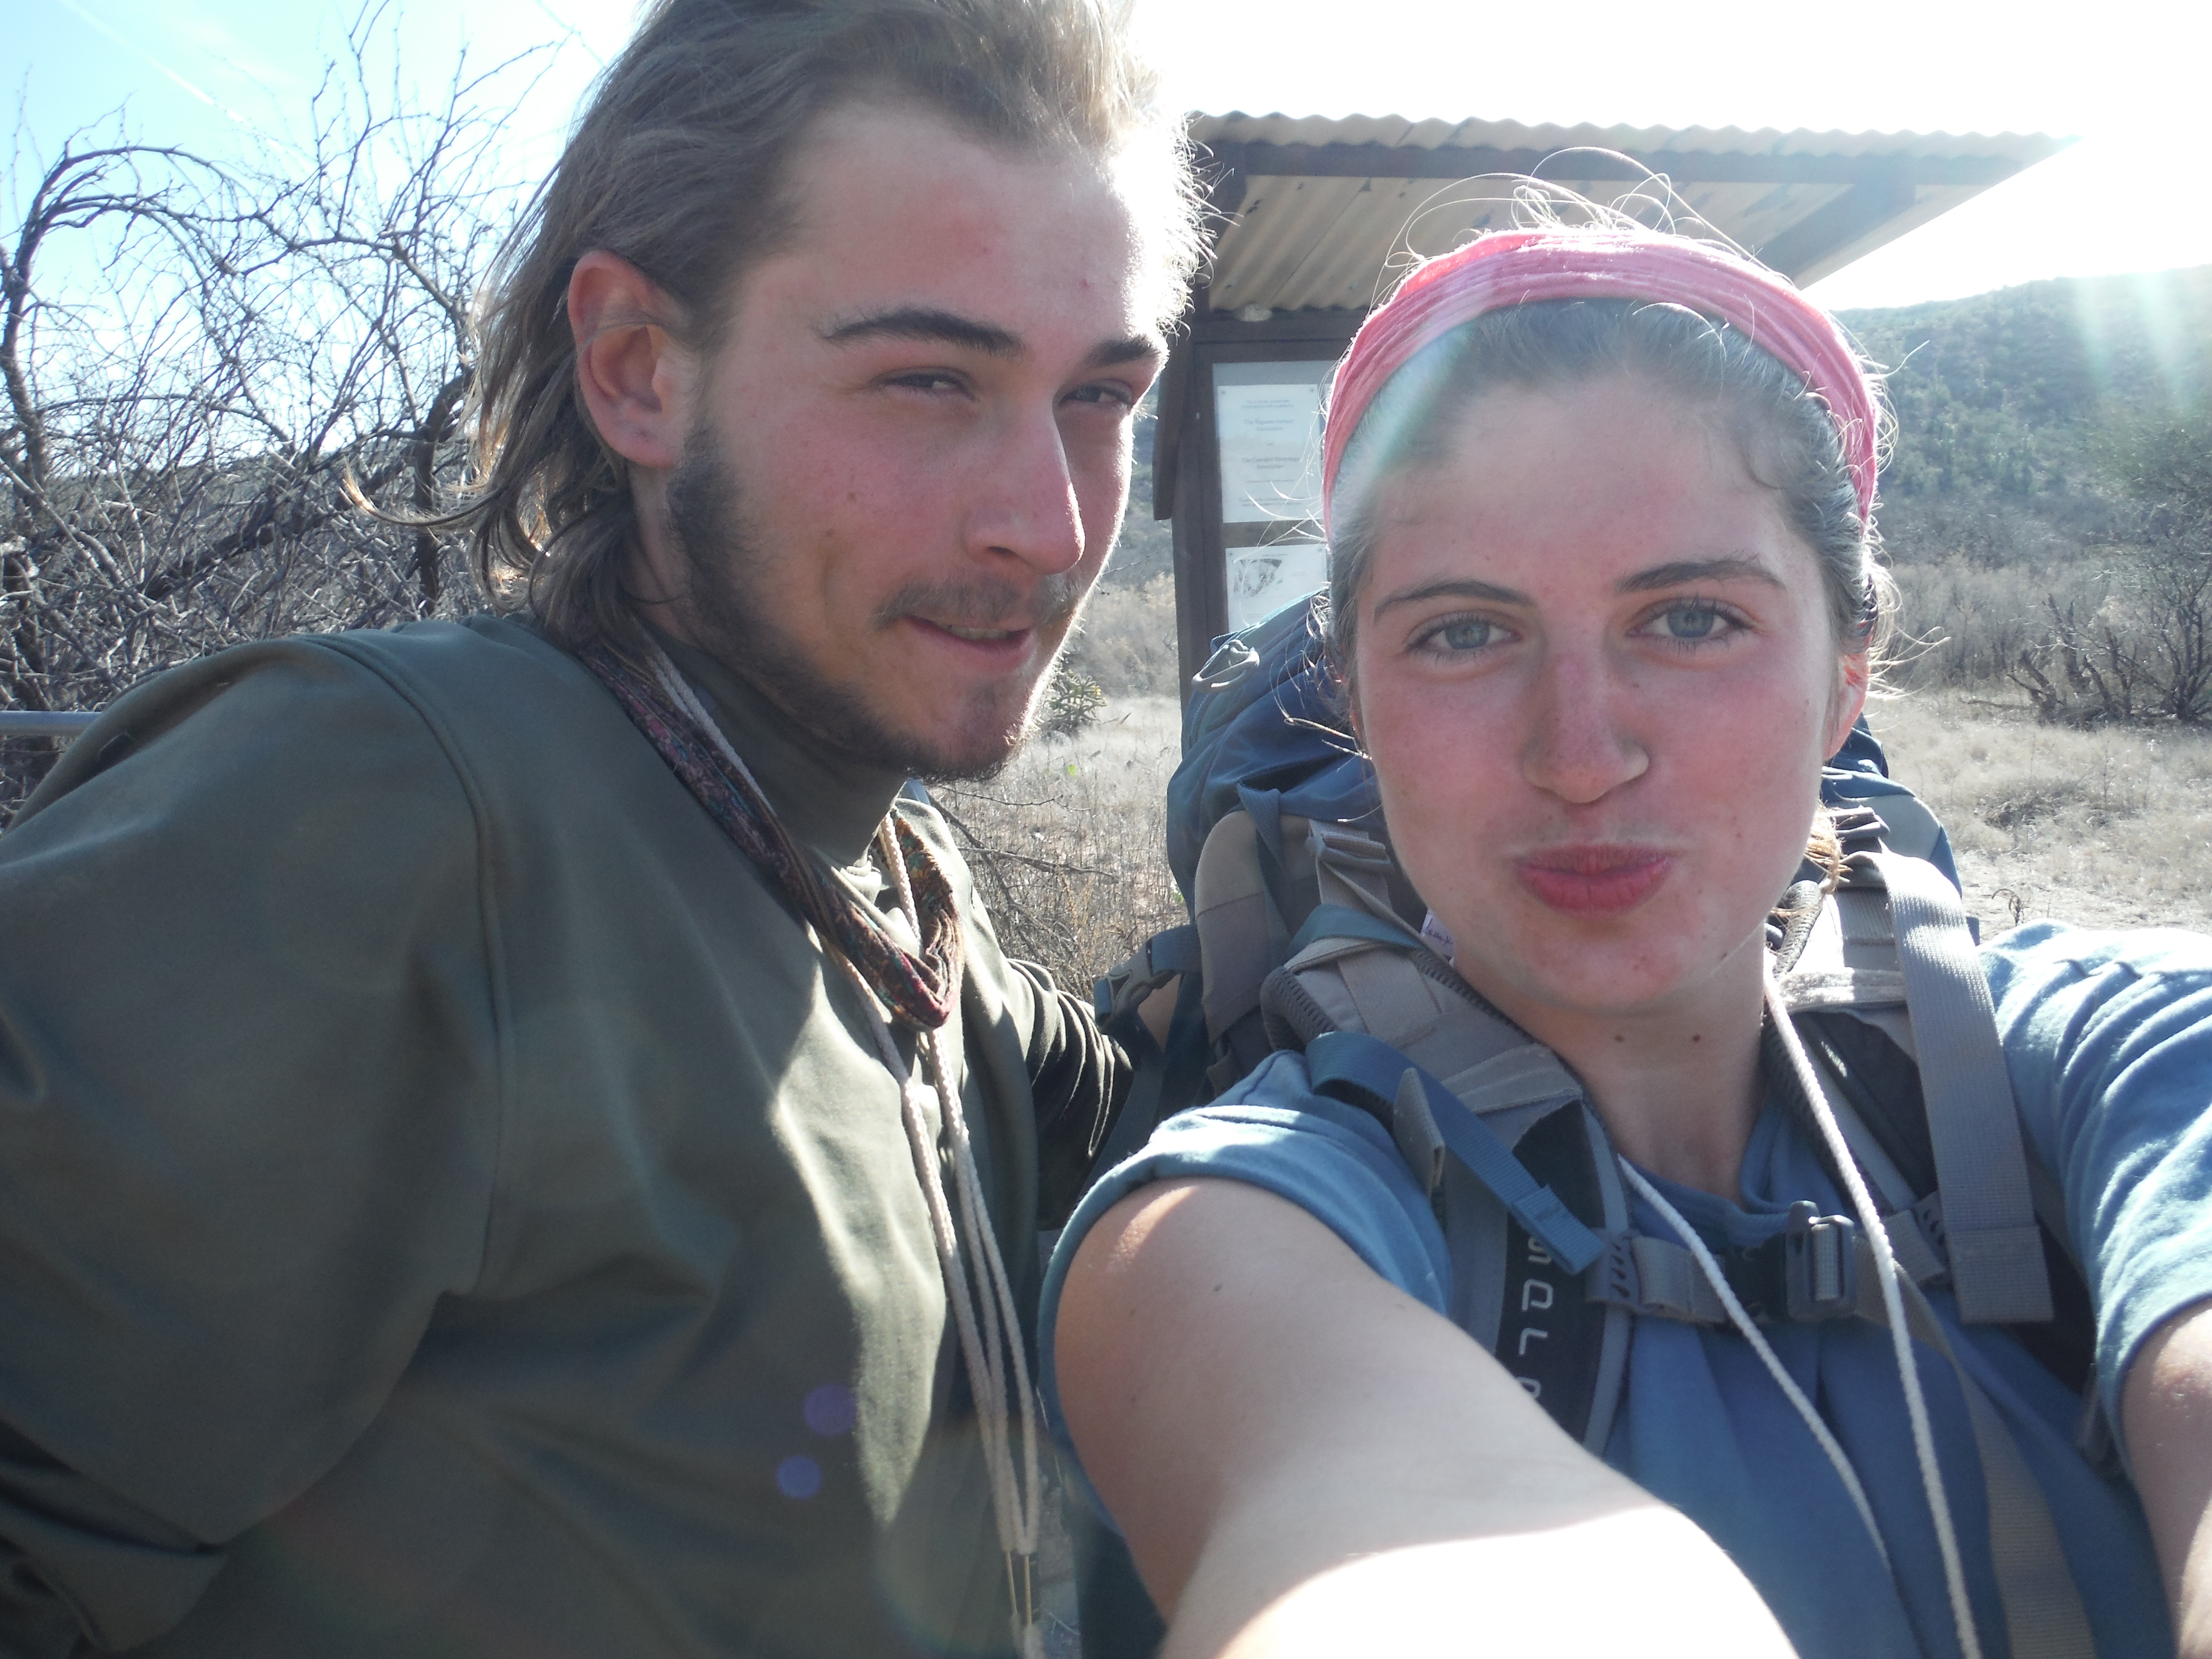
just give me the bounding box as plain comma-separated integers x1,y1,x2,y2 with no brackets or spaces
659,434,1088,782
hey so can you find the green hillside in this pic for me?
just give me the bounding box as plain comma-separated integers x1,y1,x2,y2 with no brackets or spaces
1841,265,2212,508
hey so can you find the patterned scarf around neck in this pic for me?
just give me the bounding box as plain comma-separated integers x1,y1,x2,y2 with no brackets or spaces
577,637,964,1032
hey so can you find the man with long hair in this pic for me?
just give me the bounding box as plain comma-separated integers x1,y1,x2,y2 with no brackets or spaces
0,3,1200,1652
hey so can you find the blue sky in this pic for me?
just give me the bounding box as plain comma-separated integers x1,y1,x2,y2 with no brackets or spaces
9,0,2206,311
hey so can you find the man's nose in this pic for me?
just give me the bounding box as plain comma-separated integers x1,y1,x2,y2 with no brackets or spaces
1519,643,1650,805
965,408,1086,576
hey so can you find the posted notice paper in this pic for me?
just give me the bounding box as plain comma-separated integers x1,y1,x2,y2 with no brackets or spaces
1217,382,1323,524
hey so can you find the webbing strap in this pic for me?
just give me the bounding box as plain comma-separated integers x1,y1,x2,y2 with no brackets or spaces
1885,1277,2098,1659
1306,1031,1603,1273
1871,854,2054,1324
1310,824,1402,924
1145,925,1201,979
1884,1206,1951,1289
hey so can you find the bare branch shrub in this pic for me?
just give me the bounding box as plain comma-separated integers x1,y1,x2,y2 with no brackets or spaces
2096,407,2212,722
1,16,536,819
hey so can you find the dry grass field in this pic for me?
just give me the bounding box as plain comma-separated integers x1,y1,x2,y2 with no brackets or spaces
1867,690,2212,942
1869,688,2212,937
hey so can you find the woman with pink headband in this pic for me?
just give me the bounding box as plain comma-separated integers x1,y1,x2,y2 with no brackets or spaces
1041,224,2212,1659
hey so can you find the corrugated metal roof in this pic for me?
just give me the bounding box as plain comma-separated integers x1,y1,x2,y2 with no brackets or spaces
1190,112,2066,303
1190,111,2063,166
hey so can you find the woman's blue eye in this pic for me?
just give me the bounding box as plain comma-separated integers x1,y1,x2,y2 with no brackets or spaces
1434,617,1496,651
1656,603,1724,640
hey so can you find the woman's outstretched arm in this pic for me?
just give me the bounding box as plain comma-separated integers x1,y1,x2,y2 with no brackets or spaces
2125,1300,2212,1658
1055,1176,1797,1659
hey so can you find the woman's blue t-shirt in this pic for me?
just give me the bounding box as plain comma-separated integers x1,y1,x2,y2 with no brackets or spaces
1040,923,2212,1659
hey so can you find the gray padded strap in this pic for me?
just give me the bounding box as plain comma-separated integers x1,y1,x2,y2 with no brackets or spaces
1334,947,1444,1052
1870,852,2053,1324
1859,789,1950,865
1434,1046,1582,1118
1887,1277,2098,1659
1285,943,1558,1112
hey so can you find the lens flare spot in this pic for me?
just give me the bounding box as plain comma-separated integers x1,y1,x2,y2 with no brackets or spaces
776,1455,823,1499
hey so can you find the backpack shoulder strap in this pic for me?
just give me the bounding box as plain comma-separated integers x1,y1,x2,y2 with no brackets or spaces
1862,851,2054,1325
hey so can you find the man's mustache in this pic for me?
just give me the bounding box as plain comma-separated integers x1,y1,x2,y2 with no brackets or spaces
874,572,1087,634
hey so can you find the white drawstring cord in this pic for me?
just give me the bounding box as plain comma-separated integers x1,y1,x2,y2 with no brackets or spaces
880,825,1046,1573
1615,1157,1890,1569
1764,962,1983,1659
831,946,1044,1656
646,644,1043,1657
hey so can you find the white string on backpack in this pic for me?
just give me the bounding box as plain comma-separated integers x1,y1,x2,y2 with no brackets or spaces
1765,961,1983,1659
1615,1158,1890,1570
647,644,1043,1658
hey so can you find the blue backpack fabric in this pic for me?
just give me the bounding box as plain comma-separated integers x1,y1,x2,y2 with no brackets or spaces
1165,600,1378,918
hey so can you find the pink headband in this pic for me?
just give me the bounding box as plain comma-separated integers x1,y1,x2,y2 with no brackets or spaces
1320,228,1879,534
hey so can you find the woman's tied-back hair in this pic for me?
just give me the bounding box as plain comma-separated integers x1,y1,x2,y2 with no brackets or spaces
460,0,1203,648
1321,223,1897,682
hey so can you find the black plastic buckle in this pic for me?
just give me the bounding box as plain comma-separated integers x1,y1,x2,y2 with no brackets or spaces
1724,1201,1860,1323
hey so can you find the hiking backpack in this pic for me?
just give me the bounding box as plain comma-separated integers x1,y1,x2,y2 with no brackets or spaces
1080,594,2109,1659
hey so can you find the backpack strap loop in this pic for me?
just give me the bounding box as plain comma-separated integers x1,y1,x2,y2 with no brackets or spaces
1592,1234,1731,1323
1306,1031,1604,1274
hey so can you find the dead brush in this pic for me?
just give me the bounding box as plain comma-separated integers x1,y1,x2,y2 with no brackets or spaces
932,697,1186,993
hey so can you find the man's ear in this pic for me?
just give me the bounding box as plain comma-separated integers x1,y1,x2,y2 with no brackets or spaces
569,250,693,471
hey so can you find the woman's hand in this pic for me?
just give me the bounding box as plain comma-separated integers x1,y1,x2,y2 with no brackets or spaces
1055,1177,1798,1657
2124,1299,2212,1656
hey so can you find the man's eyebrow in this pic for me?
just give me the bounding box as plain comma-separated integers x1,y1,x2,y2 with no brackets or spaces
819,307,1021,357
1371,577,1530,619
1617,557,1786,594
1084,333,1165,371
818,310,1162,374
